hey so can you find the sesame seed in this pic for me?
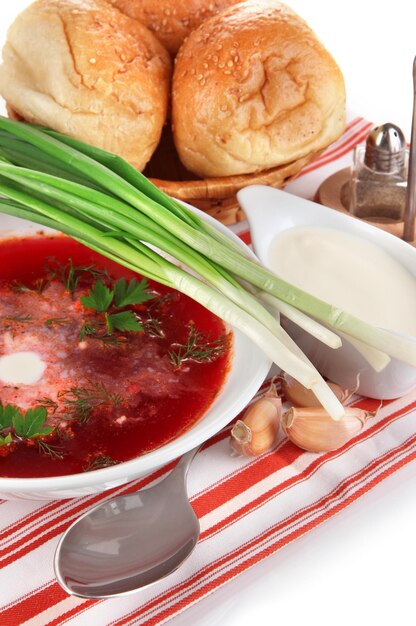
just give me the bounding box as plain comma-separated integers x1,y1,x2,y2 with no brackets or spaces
224,69,232,75
89,58,96,64
197,73,203,80
227,60,233,67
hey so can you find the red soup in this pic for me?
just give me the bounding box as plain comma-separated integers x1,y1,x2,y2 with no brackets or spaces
0,236,232,477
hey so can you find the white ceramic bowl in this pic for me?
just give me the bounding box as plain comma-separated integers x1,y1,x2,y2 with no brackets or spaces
0,211,271,500
238,185,416,399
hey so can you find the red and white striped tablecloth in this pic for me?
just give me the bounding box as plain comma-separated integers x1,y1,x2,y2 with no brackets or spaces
3,116,416,626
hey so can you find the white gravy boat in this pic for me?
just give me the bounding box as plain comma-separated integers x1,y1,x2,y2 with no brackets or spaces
237,185,416,399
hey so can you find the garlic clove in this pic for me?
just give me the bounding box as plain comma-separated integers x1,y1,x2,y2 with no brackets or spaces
282,406,373,453
281,373,355,408
263,381,280,400
230,392,282,457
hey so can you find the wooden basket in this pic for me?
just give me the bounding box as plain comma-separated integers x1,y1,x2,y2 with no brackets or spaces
144,126,320,225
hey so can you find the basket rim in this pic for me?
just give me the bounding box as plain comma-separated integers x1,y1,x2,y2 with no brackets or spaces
148,150,321,201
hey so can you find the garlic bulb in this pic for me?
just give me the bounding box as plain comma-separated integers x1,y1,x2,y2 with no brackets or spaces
282,406,374,453
230,383,282,457
281,373,355,408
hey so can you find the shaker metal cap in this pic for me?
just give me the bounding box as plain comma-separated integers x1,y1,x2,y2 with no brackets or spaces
364,123,406,173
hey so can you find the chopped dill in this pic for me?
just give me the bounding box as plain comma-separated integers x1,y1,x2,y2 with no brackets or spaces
142,314,164,338
11,281,33,294
78,320,101,342
59,382,123,424
47,257,109,296
168,325,228,367
78,320,125,346
37,440,65,459
140,293,176,338
83,455,119,472
55,423,72,441
12,277,51,296
4,314,32,323
37,397,59,414
148,293,177,314
45,317,69,328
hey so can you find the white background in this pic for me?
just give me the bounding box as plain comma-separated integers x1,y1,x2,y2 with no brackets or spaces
0,2,416,625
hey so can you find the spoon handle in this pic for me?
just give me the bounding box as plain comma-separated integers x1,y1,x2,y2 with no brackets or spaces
174,446,201,479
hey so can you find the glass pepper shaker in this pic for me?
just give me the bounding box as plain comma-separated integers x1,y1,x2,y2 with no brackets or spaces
349,123,408,220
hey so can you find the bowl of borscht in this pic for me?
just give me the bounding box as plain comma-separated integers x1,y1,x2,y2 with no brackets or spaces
0,210,270,500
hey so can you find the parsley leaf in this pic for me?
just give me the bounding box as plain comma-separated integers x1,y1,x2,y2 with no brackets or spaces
106,311,143,333
113,278,154,308
12,407,54,439
81,281,114,312
0,433,13,447
80,278,150,339
0,402,20,429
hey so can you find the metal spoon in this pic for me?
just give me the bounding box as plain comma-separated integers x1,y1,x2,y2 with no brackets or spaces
54,447,200,599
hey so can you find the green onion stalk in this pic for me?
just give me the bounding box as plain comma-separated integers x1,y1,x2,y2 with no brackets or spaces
0,117,414,419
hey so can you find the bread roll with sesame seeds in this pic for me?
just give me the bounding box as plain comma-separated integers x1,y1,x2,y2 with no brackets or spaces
0,0,171,171
106,0,241,56
172,0,346,178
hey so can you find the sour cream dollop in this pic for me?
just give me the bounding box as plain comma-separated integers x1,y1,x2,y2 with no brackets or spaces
0,351,46,385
